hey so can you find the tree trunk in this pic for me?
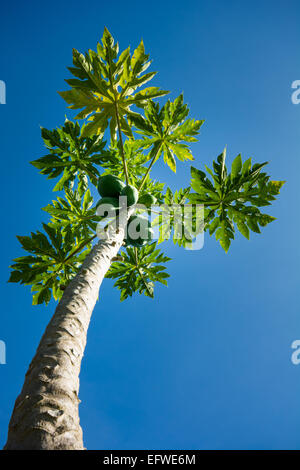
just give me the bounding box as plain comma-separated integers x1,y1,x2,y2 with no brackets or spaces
4,211,129,450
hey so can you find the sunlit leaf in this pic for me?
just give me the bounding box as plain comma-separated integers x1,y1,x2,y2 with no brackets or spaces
189,150,285,252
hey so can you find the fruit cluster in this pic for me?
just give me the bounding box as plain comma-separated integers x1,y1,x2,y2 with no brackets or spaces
97,175,155,247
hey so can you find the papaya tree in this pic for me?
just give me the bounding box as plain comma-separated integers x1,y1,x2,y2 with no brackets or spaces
5,28,284,450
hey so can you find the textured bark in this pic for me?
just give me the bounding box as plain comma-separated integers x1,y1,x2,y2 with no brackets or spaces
4,211,130,450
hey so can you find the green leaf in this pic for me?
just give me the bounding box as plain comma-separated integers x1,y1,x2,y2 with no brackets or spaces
9,222,94,306
163,145,176,172
130,96,204,172
235,219,250,239
268,180,286,195
59,28,168,140
259,214,276,226
42,187,99,238
242,158,252,176
231,154,242,181
106,243,171,300
31,119,106,190
189,149,284,251
215,217,234,253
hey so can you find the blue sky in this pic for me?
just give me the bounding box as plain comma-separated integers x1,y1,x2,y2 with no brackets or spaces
0,0,299,450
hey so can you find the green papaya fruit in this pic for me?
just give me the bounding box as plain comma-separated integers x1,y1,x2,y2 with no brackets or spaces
120,185,139,206
124,237,147,248
125,215,153,247
96,197,120,211
97,174,125,198
128,228,154,247
137,192,157,207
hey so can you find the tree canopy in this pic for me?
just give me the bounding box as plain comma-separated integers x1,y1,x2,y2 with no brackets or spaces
9,28,284,304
